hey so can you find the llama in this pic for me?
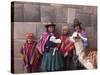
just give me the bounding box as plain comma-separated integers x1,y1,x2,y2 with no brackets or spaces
74,38,97,69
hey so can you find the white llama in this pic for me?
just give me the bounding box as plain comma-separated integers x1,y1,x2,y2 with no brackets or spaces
70,32,97,69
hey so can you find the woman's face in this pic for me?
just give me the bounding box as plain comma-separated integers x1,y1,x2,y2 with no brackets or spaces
47,26,55,33
75,26,81,32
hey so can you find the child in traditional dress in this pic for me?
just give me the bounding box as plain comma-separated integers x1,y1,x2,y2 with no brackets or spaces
60,25,74,70
37,22,64,72
20,33,39,73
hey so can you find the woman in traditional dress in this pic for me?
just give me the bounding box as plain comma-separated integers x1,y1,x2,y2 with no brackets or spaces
37,22,64,72
20,33,40,73
72,18,88,49
72,18,89,69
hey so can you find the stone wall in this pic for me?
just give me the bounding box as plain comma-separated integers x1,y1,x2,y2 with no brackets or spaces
11,2,97,73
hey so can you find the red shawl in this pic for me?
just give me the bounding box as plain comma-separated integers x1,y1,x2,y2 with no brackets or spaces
60,34,74,55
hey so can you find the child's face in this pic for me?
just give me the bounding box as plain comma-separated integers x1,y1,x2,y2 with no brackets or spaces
47,26,55,33
63,29,68,34
27,38,33,43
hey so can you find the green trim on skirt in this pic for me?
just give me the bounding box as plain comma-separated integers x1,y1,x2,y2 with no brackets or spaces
40,50,64,72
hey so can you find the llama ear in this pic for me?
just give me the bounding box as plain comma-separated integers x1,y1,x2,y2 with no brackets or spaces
72,32,78,38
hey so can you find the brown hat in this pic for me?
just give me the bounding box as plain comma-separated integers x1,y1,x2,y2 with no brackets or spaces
73,18,81,27
44,21,56,28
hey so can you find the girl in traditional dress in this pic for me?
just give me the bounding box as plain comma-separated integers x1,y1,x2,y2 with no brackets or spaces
20,33,39,73
60,25,74,70
37,22,64,72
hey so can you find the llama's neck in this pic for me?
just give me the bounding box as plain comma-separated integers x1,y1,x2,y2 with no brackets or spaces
74,39,84,56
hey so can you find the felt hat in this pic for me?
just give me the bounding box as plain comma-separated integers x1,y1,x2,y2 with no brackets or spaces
73,18,81,28
44,21,56,28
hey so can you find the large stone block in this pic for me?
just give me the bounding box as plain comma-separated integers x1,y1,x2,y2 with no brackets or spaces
91,14,97,28
14,40,24,58
36,23,46,39
75,13,91,27
55,23,65,35
67,8,76,25
85,27,97,48
82,6,97,15
14,3,24,22
76,8,83,14
55,7,67,23
24,3,41,22
14,22,37,40
40,5,56,22
13,2,41,22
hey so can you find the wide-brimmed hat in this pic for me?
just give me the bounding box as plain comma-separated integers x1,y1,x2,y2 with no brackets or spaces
73,18,81,27
44,21,56,28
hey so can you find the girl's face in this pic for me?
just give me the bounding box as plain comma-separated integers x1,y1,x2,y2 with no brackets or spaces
63,29,68,34
75,26,81,32
27,38,33,43
47,26,55,33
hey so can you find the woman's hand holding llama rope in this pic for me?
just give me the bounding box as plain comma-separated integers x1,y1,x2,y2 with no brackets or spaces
70,32,87,42
78,33,87,41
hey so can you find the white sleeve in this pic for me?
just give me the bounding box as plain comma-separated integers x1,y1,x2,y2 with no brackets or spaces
78,33,87,41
